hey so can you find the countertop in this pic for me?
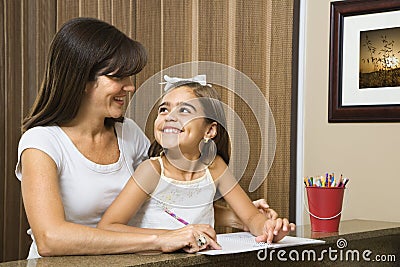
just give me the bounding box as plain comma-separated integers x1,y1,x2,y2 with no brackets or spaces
1,219,399,266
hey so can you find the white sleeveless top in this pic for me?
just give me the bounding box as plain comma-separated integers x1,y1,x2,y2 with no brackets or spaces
130,157,216,229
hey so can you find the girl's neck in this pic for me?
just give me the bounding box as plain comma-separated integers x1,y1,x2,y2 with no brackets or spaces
161,152,208,181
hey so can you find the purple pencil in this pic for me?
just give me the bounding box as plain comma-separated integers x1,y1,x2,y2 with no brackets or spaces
163,207,189,225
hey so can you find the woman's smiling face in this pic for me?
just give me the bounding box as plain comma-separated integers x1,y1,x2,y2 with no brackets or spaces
154,86,210,157
84,74,135,120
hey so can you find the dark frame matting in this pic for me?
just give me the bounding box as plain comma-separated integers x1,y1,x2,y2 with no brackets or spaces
329,0,400,122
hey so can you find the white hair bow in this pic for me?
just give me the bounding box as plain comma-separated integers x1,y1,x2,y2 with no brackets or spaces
160,75,211,91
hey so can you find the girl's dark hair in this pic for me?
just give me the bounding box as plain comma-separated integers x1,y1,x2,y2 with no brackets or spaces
148,82,230,165
22,17,147,132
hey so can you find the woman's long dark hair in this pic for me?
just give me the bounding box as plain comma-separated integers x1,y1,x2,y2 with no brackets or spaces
148,82,231,165
22,17,147,132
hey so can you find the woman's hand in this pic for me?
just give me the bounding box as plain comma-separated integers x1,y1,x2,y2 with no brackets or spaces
242,199,278,231
255,218,296,244
156,224,221,253
214,199,279,230
251,199,278,219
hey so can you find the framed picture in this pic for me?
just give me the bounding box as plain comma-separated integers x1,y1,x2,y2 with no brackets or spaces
329,0,400,122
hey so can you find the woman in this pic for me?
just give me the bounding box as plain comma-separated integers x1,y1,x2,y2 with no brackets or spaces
15,17,282,259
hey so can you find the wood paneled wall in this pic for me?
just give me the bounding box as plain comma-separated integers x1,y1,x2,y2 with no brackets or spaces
1,0,297,262
1,0,56,262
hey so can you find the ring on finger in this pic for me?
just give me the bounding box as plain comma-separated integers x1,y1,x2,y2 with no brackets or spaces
197,234,207,247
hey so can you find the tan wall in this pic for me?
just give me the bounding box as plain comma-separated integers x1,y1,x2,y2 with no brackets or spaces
303,0,400,223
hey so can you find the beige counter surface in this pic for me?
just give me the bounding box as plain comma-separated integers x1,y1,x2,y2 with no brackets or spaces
1,219,399,266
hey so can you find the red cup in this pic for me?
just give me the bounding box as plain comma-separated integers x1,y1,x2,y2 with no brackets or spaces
306,187,345,232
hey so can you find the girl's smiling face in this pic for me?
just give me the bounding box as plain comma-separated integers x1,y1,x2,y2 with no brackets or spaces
154,86,213,158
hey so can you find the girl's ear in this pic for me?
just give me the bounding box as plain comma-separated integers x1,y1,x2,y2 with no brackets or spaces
204,122,218,139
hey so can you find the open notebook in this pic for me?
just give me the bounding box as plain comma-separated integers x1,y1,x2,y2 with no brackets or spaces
198,232,325,255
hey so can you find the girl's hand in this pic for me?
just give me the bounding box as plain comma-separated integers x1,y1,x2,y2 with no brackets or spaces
156,224,221,253
255,218,296,244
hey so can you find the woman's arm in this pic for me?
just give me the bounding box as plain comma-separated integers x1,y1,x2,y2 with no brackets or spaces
21,149,217,256
22,149,164,256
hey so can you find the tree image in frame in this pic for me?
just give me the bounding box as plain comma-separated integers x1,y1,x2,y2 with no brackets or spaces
359,27,400,89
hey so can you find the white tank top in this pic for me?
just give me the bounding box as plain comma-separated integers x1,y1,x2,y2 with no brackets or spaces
130,157,216,229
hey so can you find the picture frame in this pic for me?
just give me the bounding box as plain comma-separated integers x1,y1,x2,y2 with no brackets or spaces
329,0,400,122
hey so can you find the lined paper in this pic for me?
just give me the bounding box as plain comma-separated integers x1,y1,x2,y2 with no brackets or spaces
198,232,325,255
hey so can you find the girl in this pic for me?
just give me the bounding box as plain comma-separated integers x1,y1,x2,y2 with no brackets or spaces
98,76,295,248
